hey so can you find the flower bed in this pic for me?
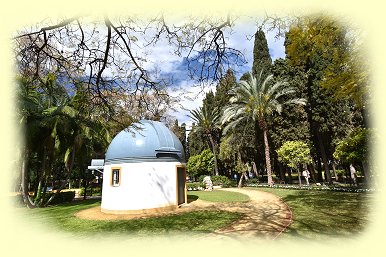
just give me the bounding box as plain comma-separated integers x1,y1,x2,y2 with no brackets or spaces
245,183,375,193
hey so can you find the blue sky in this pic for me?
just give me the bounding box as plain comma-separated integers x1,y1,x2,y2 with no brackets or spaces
158,20,286,129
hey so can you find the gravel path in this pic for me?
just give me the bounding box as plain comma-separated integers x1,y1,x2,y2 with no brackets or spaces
75,188,292,240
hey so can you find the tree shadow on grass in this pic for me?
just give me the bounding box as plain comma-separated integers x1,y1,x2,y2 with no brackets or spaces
278,190,373,239
187,194,199,203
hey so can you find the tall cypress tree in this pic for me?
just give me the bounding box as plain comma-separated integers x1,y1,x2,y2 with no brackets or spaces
236,29,274,180
251,29,273,179
252,29,272,79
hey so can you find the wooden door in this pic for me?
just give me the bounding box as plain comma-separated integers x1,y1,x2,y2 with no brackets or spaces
176,166,186,205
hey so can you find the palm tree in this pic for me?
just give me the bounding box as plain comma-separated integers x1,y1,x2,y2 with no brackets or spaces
189,105,220,176
222,71,306,186
18,74,112,207
17,76,43,208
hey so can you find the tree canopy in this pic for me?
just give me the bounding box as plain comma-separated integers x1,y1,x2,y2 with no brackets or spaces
277,140,312,169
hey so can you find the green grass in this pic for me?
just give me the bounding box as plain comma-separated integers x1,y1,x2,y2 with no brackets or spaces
188,190,250,202
15,199,240,237
251,187,375,240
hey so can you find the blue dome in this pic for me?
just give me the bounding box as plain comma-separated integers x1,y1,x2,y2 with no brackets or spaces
105,120,185,163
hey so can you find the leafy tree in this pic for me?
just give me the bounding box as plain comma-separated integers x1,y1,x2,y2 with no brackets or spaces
169,119,187,158
214,69,237,110
268,58,311,182
285,15,363,184
222,71,306,186
285,15,368,110
17,74,113,208
333,128,373,183
186,155,201,179
187,123,209,158
219,135,253,187
186,149,214,179
189,106,220,175
277,141,312,185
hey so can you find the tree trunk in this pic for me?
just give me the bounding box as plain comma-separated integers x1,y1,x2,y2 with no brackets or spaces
208,134,219,176
34,147,47,205
316,133,332,185
286,167,293,184
262,128,273,186
238,173,244,188
34,180,43,205
298,165,302,186
362,161,370,185
316,158,323,182
46,146,76,206
308,162,317,183
83,177,88,200
278,163,286,183
252,161,259,178
21,149,35,208
45,177,69,206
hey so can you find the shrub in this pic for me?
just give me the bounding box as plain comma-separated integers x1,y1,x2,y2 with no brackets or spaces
245,178,259,185
198,175,207,183
80,187,102,196
44,191,75,205
335,169,346,177
211,175,231,186
222,180,235,188
355,169,362,177
187,149,214,179
186,182,204,191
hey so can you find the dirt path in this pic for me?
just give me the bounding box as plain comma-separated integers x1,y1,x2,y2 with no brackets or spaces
206,188,293,240
75,188,292,240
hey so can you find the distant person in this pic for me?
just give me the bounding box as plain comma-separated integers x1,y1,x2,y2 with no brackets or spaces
302,168,310,186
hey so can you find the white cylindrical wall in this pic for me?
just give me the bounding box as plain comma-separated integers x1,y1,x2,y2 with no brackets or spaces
101,162,181,212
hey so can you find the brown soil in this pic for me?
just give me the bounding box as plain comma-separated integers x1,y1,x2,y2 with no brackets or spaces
74,188,292,239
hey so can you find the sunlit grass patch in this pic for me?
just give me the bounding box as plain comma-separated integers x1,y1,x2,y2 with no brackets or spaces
188,190,250,202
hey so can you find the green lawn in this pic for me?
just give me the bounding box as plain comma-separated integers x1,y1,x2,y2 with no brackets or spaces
15,188,372,240
15,199,240,237
251,187,375,240
187,190,250,202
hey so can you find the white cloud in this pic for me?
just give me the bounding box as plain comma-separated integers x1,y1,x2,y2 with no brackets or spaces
266,29,286,60
167,80,216,130
131,19,286,128
166,22,286,128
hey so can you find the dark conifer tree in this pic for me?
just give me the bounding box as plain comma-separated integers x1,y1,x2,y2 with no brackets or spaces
252,29,272,79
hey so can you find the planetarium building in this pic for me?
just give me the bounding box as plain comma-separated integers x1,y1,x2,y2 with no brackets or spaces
100,120,186,214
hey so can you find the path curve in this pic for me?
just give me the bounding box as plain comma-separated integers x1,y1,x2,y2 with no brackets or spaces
206,188,293,240
75,188,292,240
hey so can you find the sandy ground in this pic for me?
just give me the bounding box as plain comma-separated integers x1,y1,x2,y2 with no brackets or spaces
74,188,292,240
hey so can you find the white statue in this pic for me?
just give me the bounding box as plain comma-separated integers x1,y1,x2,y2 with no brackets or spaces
202,176,213,191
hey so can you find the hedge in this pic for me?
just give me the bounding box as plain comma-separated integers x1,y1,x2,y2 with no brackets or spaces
186,182,204,191
79,187,102,196
245,183,375,193
44,191,76,205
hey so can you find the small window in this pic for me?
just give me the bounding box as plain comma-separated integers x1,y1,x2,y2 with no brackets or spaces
111,168,120,187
